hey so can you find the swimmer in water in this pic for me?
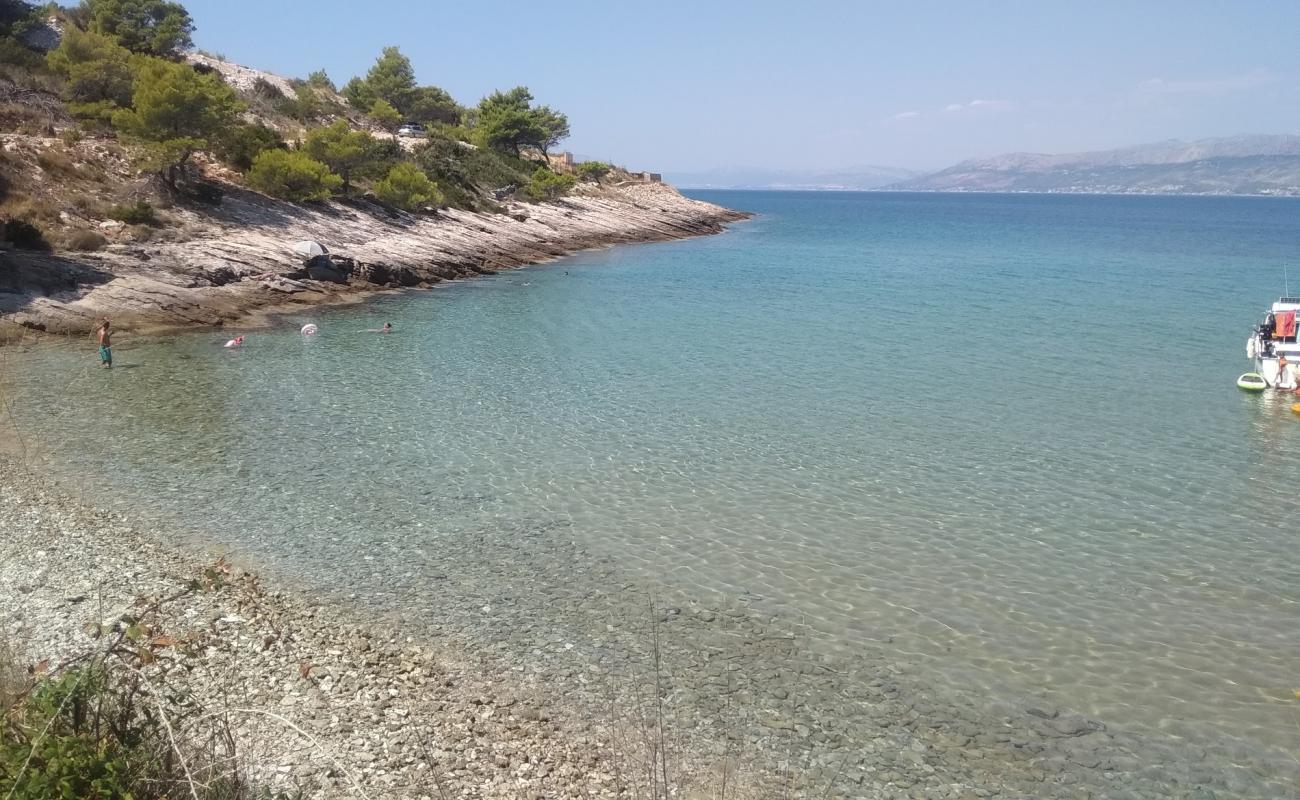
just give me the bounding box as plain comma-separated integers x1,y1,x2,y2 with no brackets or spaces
382,322,392,333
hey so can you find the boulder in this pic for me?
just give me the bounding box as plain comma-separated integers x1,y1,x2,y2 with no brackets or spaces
304,255,350,284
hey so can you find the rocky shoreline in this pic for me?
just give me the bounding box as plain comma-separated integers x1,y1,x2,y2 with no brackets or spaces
2,447,1287,799
0,180,749,342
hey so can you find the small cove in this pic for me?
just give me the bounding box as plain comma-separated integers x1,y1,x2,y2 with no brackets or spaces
5,191,1299,796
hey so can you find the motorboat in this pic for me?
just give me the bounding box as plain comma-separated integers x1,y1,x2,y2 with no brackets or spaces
1245,298,1300,388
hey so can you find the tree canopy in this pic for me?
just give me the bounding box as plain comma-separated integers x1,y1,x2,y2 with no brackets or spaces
575,161,612,183
45,28,135,121
473,87,569,159
304,69,334,91
342,46,459,124
302,119,385,191
84,0,194,57
112,57,242,185
533,106,570,158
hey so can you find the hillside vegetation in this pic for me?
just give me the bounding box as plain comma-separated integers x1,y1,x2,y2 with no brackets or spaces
0,0,631,252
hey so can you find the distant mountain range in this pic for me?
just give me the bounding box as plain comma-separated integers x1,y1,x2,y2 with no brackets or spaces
886,135,1300,196
668,165,919,191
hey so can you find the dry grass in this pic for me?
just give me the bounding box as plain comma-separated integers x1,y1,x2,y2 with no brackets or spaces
62,228,108,251
0,102,52,136
35,146,89,180
0,637,32,720
0,192,61,227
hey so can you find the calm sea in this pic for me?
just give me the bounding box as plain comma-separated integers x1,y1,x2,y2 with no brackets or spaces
6,191,1299,788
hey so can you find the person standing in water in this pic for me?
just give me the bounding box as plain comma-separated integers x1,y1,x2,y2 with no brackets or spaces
96,319,112,368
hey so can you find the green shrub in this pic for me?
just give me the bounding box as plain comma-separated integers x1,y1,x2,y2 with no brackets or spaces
368,98,401,132
373,161,442,210
216,122,285,171
576,161,611,183
0,668,138,800
302,120,385,192
247,149,341,202
275,83,328,122
251,76,284,100
64,229,109,251
0,36,42,68
1,218,51,250
106,200,157,225
45,28,134,122
305,69,334,91
523,167,575,201
412,130,534,209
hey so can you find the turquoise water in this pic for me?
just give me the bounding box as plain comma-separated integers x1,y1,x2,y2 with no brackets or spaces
6,191,1300,786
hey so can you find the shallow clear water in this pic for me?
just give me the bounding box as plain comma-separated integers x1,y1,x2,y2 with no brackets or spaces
6,192,1300,783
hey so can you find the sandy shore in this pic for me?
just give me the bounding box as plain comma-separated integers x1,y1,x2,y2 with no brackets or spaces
0,181,749,342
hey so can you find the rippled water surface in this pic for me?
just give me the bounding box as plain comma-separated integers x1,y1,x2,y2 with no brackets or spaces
6,192,1300,784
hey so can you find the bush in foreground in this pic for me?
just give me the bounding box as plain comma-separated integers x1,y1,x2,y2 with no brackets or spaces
0,562,305,800
247,149,340,202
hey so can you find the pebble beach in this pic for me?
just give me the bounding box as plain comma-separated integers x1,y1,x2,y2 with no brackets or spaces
1,451,1282,799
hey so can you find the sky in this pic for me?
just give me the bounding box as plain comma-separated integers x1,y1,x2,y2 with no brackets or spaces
182,0,1300,174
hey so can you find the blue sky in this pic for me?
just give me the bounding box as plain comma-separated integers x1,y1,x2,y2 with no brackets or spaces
183,0,1300,173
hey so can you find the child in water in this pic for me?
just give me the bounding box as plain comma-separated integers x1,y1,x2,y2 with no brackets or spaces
96,319,112,368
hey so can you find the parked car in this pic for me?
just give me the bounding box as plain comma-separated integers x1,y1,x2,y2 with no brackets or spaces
396,123,427,138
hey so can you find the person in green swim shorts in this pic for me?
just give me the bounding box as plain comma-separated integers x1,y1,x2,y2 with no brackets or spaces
96,318,112,368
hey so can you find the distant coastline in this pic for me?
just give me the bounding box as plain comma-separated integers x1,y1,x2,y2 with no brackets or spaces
679,134,1300,197
684,185,1300,198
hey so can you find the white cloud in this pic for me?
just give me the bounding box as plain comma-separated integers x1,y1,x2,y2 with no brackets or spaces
1135,69,1276,96
945,99,1015,113
888,111,921,121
